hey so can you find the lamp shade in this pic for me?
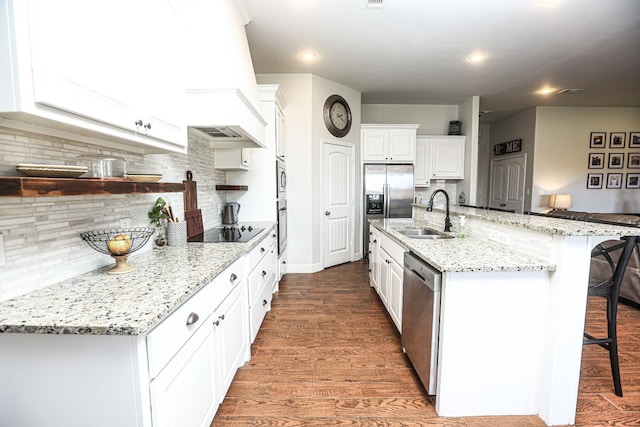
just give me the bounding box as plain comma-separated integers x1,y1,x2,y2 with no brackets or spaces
550,194,572,210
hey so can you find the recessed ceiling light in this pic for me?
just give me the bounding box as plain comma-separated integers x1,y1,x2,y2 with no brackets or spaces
299,51,318,62
536,87,557,95
466,52,488,63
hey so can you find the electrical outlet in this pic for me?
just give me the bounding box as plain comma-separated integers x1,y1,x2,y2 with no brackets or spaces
0,234,6,267
120,218,131,229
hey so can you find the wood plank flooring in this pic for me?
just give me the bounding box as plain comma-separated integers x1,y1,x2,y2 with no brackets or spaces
211,260,640,426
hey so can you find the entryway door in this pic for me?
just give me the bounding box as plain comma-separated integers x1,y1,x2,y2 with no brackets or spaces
322,140,355,269
489,154,526,213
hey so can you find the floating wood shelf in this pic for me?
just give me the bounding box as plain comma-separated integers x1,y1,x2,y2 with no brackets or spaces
215,185,248,191
0,177,185,197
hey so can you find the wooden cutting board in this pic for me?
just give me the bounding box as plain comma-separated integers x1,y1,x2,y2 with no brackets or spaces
183,171,203,238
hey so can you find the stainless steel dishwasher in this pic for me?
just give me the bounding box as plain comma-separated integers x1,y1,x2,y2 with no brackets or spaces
402,251,442,395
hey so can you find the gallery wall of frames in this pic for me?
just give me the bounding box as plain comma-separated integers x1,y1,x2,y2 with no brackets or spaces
587,131,640,190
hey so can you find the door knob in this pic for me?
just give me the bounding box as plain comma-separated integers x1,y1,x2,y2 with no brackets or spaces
325,211,330,216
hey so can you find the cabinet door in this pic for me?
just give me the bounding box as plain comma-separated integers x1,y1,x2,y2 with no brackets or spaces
276,106,286,159
362,130,389,162
214,284,249,401
28,0,135,130
414,140,431,186
379,250,391,309
388,131,415,162
431,138,465,179
388,257,403,333
150,320,217,427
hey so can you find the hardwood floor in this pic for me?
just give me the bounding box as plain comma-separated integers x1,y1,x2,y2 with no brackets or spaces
211,261,640,426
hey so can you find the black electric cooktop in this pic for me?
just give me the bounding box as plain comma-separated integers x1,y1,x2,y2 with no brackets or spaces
188,225,264,243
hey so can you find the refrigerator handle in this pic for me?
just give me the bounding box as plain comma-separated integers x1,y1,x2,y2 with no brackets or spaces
383,184,389,218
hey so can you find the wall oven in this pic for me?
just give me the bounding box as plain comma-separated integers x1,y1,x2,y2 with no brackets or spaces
277,199,287,255
276,159,286,199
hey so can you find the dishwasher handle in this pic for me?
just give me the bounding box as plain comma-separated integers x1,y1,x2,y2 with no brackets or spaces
404,252,441,292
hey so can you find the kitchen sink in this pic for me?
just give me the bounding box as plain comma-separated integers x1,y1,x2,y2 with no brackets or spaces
395,228,454,239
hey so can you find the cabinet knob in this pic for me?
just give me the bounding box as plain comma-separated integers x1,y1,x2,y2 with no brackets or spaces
230,273,238,282
134,119,143,127
213,319,220,327
325,211,330,216
219,314,225,321
186,312,199,326
262,270,267,277
282,260,286,265
144,122,151,130
272,233,276,238
261,247,265,253
373,239,377,243
263,299,268,306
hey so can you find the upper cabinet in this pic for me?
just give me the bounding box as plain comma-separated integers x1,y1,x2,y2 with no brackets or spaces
0,0,187,154
258,85,287,160
415,136,465,186
362,124,419,163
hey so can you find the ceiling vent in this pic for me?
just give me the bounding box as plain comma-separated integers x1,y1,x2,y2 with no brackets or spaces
366,0,384,9
557,88,584,95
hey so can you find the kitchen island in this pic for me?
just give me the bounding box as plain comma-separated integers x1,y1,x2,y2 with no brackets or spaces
371,206,640,426
0,223,277,427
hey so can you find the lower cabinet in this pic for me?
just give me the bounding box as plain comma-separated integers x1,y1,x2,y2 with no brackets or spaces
376,230,406,333
369,227,380,293
246,233,277,343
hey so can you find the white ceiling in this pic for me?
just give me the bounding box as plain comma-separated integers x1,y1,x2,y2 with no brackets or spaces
243,0,640,122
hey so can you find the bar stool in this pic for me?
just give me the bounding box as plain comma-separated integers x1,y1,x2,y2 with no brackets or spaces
584,235,638,397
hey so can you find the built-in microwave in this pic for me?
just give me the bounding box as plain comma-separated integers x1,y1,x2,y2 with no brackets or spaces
276,159,286,199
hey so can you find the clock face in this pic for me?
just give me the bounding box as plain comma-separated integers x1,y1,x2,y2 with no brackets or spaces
330,102,349,130
323,95,352,138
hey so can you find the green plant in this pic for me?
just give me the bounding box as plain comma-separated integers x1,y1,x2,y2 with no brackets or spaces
148,197,168,227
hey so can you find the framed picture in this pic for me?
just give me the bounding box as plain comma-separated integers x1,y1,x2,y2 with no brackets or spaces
606,173,623,189
629,153,640,169
588,153,604,169
608,153,624,169
631,132,640,148
626,173,640,189
609,132,626,148
589,132,606,148
587,173,603,189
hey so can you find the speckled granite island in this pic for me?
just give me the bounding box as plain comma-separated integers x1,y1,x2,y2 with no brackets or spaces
0,223,277,427
371,206,640,426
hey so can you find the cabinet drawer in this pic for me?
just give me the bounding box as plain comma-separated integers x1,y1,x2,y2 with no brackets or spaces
249,280,273,343
246,231,277,268
147,258,244,379
380,233,406,265
247,243,276,305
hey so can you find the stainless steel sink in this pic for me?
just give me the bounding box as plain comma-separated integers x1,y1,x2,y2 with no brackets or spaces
395,228,454,239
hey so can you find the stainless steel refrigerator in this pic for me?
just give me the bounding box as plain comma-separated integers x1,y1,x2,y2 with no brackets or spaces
363,164,414,256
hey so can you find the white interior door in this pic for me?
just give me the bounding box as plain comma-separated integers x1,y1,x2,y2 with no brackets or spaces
322,141,354,268
489,154,526,212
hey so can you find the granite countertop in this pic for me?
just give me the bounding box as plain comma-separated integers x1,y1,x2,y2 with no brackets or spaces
0,223,276,336
371,218,555,273
417,205,640,236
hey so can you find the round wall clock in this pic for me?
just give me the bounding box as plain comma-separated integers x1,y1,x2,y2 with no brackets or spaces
323,94,352,138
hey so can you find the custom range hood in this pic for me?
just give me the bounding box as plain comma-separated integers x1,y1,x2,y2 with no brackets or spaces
186,88,267,149
183,0,266,149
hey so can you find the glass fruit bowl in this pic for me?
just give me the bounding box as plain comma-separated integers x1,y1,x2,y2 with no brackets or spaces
80,227,154,274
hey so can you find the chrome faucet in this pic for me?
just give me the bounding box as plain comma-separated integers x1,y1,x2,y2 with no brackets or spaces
426,189,452,232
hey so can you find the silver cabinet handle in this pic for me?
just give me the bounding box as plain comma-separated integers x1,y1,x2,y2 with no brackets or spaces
213,319,220,326
230,273,238,282
263,299,268,306
325,211,330,216
186,312,199,326
261,247,265,253
219,314,225,321
262,270,267,277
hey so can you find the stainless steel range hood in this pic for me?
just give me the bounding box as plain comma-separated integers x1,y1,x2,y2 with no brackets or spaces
186,88,267,149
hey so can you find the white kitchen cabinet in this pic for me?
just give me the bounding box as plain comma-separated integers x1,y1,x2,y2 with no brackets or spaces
414,139,432,187
379,232,406,333
276,104,286,160
150,319,217,427
415,136,465,182
246,232,278,343
368,226,381,293
361,124,419,163
215,148,252,170
212,282,248,400
0,0,187,154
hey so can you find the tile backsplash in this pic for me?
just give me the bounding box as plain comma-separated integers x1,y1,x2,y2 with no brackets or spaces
0,127,227,302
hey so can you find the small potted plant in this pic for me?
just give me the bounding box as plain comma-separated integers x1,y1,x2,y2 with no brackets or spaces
148,197,168,248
